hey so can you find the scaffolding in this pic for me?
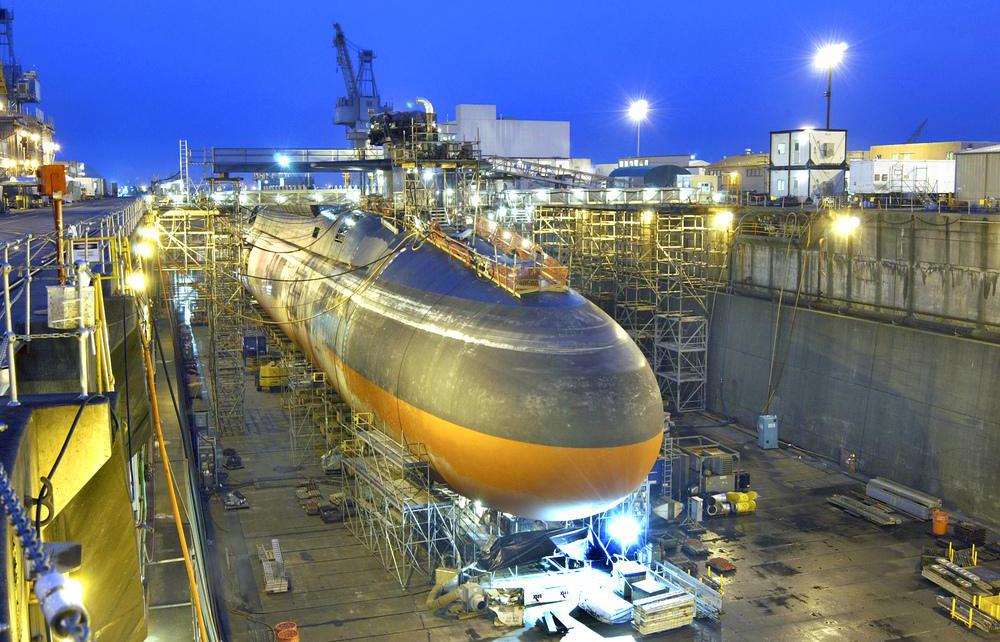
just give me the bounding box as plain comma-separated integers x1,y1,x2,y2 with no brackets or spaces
208,195,247,435
342,412,458,587
154,203,248,433
532,205,725,413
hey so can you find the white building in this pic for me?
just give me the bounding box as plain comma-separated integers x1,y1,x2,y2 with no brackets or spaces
769,128,848,202
848,159,956,195
442,104,569,158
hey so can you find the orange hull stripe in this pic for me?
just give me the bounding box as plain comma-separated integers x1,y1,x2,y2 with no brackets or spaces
332,348,662,520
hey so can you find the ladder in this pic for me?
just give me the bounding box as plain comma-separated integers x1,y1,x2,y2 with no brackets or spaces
179,139,190,201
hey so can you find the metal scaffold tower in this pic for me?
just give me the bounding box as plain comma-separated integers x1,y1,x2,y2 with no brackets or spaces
153,199,249,433
208,193,247,435
342,413,459,588
532,205,724,413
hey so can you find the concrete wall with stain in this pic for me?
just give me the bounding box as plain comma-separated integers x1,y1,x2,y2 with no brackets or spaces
731,213,1000,336
707,292,1000,524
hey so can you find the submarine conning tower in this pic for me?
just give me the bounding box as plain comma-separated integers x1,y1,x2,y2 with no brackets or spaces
246,203,664,520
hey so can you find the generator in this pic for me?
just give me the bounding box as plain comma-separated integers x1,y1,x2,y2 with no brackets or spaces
670,436,747,501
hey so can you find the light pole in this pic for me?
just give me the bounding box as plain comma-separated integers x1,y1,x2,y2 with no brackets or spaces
628,99,649,157
814,42,847,129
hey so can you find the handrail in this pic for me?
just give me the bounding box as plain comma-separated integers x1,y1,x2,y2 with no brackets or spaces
0,198,146,403
422,217,568,297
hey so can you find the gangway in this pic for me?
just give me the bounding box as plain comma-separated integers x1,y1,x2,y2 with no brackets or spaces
484,156,609,189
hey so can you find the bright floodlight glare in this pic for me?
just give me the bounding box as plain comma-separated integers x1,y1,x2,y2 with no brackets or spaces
421,168,435,182
608,514,641,550
125,271,146,292
274,153,291,169
133,241,153,259
814,42,848,70
712,210,735,231
831,214,861,237
628,99,650,123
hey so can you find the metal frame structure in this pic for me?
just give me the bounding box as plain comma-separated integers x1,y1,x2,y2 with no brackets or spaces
531,203,725,413
155,200,248,434
342,412,458,587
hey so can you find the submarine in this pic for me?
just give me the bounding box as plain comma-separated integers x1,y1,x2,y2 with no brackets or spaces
246,204,664,520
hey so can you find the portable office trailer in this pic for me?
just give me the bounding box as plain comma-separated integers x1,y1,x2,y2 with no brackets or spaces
848,159,956,195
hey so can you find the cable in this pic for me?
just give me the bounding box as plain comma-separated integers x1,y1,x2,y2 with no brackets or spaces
237,228,419,325
34,394,104,533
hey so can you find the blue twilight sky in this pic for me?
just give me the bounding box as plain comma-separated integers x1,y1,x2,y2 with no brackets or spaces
8,0,1000,185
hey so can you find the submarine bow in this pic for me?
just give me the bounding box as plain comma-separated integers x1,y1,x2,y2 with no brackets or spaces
246,205,663,520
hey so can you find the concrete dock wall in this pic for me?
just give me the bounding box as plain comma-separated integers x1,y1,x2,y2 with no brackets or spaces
707,292,1000,524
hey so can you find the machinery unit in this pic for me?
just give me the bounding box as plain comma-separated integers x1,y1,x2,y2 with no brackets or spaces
757,414,779,449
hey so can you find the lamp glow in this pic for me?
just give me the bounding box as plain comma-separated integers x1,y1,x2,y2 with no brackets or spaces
711,210,735,231
125,271,146,292
627,99,649,123
607,514,641,550
133,241,153,259
814,42,848,70
831,214,861,237
274,153,291,169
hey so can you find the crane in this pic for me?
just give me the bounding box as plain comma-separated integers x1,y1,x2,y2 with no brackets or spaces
904,118,928,144
333,23,388,148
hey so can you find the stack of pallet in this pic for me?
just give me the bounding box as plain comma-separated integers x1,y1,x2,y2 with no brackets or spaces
632,589,695,635
258,538,289,594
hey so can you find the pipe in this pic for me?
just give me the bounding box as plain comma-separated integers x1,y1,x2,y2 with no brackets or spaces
53,198,65,285
76,262,88,398
3,250,17,406
139,306,210,641
414,97,434,115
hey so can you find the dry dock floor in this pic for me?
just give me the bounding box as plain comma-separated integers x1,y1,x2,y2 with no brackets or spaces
204,379,983,641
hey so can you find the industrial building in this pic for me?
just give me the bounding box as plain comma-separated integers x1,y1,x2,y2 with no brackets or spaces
0,12,999,642
870,140,997,161
441,103,570,158
956,143,1000,203
704,152,769,198
769,127,848,201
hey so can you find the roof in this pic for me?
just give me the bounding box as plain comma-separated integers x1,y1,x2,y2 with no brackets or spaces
608,164,690,186
705,153,769,170
956,143,1000,154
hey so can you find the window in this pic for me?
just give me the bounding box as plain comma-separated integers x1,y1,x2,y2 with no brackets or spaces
777,143,786,155
821,143,833,158
777,178,786,191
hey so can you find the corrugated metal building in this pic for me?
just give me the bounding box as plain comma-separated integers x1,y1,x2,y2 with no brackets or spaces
955,144,1000,203
870,140,996,161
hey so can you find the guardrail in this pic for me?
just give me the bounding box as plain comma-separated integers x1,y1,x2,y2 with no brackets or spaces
0,198,146,404
423,216,568,297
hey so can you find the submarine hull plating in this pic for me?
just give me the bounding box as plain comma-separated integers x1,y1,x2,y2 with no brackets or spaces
247,206,663,520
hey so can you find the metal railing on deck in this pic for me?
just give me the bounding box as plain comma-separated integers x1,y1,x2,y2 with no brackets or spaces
422,216,569,297
0,198,146,404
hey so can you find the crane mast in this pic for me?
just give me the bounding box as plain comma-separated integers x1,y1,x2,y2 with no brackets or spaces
332,23,387,148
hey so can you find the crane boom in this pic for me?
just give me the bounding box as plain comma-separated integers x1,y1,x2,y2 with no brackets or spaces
333,23,357,100
332,23,388,148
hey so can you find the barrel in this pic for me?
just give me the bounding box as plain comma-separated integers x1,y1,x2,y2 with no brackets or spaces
276,630,300,642
932,509,949,536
